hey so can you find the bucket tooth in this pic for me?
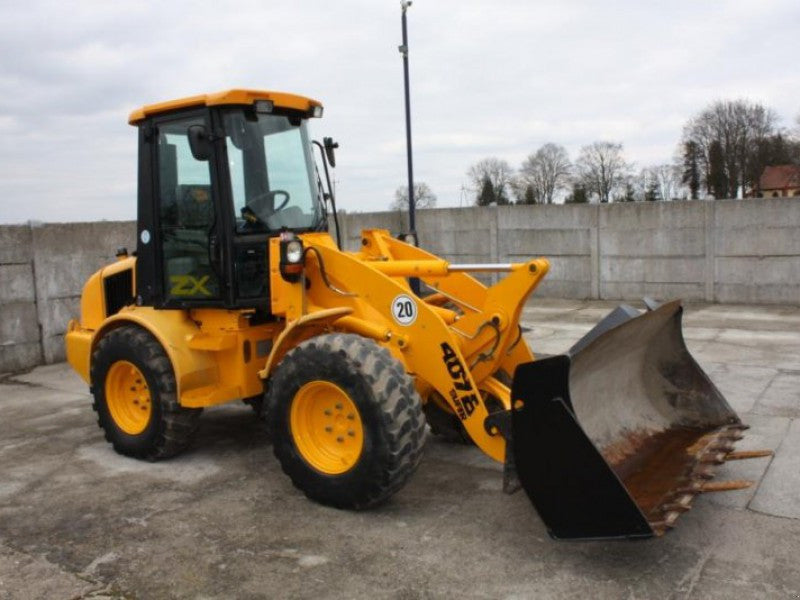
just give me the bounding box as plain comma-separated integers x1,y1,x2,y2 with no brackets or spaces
700,480,753,493
699,452,727,465
721,430,745,442
709,442,736,454
651,510,682,534
692,465,716,480
726,449,773,461
676,482,704,495
660,494,695,514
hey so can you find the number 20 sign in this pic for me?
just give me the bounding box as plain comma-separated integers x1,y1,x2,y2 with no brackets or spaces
391,294,418,326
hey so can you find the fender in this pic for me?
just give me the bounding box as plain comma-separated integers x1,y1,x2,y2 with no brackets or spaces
83,307,218,404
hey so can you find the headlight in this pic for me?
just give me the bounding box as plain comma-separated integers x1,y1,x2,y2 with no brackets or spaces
285,240,303,263
279,235,305,282
399,232,418,247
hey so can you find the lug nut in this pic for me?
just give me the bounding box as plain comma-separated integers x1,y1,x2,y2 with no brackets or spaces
336,436,344,443
347,430,355,437
325,426,333,433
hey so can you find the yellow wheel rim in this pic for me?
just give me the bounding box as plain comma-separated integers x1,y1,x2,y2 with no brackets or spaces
289,381,364,475
105,360,152,435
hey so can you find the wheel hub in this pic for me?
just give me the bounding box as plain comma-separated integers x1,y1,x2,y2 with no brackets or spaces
289,381,364,474
105,360,151,435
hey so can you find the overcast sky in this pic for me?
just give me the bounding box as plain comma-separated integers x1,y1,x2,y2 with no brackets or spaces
0,0,798,224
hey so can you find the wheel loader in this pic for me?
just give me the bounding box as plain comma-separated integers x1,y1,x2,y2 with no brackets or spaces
65,89,767,540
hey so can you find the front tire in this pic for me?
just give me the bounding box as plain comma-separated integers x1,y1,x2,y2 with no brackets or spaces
268,333,426,509
91,326,201,460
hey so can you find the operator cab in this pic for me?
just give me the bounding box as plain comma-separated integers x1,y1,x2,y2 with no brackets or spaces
129,90,330,311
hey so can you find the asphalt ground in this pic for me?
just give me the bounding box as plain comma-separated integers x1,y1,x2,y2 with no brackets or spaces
1,299,799,599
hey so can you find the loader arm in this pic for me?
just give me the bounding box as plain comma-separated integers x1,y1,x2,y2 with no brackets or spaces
266,231,548,463
370,232,539,387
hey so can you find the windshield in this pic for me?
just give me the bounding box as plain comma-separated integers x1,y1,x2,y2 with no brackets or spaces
223,109,322,232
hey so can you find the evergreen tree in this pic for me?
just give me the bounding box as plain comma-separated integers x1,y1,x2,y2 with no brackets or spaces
495,183,510,205
523,185,536,205
477,175,496,206
682,141,701,200
619,182,636,202
565,183,589,204
708,140,728,198
644,180,659,202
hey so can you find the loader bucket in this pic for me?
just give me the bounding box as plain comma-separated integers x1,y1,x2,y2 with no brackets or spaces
511,300,744,540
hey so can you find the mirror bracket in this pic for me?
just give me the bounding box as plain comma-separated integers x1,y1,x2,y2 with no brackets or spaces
323,137,339,168
187,124,212,161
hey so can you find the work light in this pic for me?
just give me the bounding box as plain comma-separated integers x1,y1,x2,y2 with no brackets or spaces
285,240,303,263
279,233,305,282
399,232,418,247
254,99,274,113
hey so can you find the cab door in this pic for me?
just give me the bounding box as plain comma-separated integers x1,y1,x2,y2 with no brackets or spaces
152,112,227,307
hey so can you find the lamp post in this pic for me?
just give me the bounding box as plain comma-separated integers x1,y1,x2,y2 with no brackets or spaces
399,0,415,239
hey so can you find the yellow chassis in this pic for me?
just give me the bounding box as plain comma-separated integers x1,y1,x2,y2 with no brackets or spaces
66,229,548,463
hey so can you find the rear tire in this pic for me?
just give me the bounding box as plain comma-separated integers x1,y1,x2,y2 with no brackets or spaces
423,370,510,445
267,333,426,509
423,395,472,444
91,326,201,460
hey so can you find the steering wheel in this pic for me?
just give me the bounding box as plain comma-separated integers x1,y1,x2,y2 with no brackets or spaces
248,190,290,214
240,190,291,230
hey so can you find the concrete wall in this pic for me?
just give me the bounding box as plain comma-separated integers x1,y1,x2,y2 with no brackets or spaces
0,221,135,372
0,225,40,371
339,198,800,303
0,198,797,372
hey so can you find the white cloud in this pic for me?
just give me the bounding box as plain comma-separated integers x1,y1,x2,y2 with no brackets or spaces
0,0,798,222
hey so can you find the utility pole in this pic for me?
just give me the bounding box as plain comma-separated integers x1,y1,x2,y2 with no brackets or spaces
399,0,415,238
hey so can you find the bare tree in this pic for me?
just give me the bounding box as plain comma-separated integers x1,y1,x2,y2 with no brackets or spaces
654,163,684,201
391,182,437,211
575,142,630,203
467,158,513,205
632,168,658,202
681,99,777,198
518,143,571,204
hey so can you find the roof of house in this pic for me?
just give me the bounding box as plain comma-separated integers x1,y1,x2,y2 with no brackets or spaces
760,165,800,190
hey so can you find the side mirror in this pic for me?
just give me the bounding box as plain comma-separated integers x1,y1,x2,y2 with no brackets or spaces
323,136,339,168
187,125,211,161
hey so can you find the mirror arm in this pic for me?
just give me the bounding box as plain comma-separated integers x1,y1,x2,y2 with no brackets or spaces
312,140,342,250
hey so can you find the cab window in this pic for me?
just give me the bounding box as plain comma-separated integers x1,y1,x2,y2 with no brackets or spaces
156,116,220,301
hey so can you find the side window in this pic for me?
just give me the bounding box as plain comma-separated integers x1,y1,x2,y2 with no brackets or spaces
263,130,315,216
157,117,220,301
226,140,246,216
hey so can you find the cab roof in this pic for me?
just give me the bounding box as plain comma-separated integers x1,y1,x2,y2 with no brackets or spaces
128,89,322,124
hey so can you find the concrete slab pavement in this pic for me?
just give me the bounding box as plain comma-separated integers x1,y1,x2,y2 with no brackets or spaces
1,299,799,599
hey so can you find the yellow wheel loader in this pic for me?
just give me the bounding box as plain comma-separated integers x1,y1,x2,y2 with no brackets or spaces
65,89,765,539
